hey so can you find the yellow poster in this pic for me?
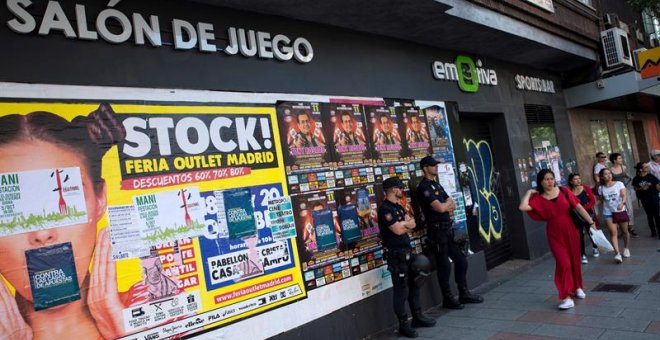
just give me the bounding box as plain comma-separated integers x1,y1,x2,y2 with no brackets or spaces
0,101,305,339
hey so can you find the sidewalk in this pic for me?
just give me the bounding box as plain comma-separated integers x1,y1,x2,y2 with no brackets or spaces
370,212,660,340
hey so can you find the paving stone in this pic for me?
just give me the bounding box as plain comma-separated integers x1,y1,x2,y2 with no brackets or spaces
469,308,529,321
517,311,584,325
488,332,559,340
575,315,650,331
416,326,496,340
433,315,541,334
528,324,604,339
617,308,660,321
645,320,660,334
597,329,660,340
498,292,554,303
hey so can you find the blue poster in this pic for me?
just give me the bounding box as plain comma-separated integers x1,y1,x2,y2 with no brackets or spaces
312,208,337,252
224,188,256,239
338,203,361,246
26,242,80,310
198,184,296,291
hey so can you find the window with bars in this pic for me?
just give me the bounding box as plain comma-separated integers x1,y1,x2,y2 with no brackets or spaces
575,0,594,8
525,105,556,150
589,120,612,156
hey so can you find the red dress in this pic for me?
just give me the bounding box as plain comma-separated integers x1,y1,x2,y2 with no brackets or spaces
527,187,583,300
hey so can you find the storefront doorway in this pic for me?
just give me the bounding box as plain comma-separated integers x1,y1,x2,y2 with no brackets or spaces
454,112,513,269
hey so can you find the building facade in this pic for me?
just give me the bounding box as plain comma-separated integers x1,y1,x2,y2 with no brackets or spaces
0,0,617,339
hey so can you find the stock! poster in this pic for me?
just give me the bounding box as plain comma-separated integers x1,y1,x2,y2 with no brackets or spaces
0,101,305,340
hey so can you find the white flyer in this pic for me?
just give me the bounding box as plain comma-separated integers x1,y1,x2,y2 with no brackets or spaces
122,291,202,332
436,163,458,194
107,205,150,260
133,187,205,245
267,196,296,241
0,167,87,237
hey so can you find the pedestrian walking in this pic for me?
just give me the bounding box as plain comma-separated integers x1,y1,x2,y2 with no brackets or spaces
632,162,660,238
648,150,660,180
519,169,595,310
567,173,599,262
593,152,608,185
609,153,638,237
597,168,631,263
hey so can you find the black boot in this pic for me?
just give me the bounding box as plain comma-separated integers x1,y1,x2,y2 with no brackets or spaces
411,308,436,328
441,287,464,309
398,315,418,338
459,285,484,304
630,228,639,238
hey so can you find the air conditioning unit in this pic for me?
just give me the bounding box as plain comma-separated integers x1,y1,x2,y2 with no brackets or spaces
601,27,633,68
603,13,620,29
651,37,660,48
619,22,630,34
633,48,647,71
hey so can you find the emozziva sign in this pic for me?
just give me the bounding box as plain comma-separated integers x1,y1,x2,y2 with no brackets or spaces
432,55,498,93
5,0,314,63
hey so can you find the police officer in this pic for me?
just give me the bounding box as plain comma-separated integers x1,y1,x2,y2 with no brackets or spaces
416,156,483,309
378,177,435,338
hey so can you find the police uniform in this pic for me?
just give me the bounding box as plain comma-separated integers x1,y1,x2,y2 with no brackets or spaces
416,156,483,308
378,177,435,337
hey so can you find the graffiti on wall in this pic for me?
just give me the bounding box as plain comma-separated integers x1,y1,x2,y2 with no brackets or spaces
463,139,503,243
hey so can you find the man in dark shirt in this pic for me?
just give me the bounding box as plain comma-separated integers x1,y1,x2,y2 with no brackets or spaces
378,177,435,338
632,162,660,238
416,156,483,309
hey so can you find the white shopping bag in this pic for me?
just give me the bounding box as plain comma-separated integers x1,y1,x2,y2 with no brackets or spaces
589,227,614,253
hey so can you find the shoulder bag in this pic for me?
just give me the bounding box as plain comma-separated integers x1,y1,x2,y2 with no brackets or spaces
560,187,585,229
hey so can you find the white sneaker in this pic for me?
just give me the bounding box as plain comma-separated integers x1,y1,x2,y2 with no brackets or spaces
558,298,574,310
614,254,623,263
623,248,630,258
581,255,588,264
593,248,599,257
575,288,586,299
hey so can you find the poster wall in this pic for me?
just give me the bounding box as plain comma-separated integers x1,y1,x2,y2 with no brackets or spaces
0,101,305,340
278,100,437,291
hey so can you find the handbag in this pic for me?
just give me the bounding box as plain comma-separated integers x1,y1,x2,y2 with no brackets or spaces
611,210,630,223
589,227,614,253
560,187,585,229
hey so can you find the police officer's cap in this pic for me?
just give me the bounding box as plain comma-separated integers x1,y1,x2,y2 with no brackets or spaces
382,177,404,190
420,155,440,168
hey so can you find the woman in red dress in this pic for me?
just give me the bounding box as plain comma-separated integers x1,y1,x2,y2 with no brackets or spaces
519,169,597,310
